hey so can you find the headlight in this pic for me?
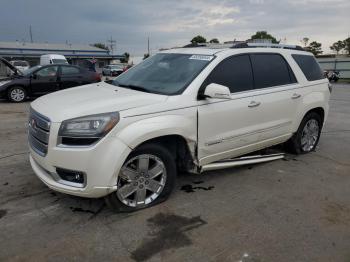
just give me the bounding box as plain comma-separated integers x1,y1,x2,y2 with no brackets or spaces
58,112,119,146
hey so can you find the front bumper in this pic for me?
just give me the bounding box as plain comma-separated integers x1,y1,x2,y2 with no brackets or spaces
29,128,132,198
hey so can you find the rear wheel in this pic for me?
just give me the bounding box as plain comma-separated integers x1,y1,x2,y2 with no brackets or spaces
7,86,26,102
286,112,322,154
105,143,176,212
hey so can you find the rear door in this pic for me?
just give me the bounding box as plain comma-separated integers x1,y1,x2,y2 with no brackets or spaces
247,53,300,144
30,65,59,94
58,65,83,89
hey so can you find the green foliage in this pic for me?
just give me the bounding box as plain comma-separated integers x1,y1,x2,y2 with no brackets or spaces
120,52,130,63
301,37,309,47
209,38,219,44
343,37,350,55
191,35,207,44
250,31,279,44
305,41,323,56
92,43,109,51
330,40,345,54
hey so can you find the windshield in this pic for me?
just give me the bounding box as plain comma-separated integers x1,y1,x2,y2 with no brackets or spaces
112,53,213,95
23,65,41,75
13,61,29,67
52,59,67,64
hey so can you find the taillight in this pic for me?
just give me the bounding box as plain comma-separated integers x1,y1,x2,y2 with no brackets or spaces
95,73,101,81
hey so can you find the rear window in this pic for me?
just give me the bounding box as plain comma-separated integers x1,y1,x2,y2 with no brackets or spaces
292,54,324,81
250,53,297,89
52,59,68,64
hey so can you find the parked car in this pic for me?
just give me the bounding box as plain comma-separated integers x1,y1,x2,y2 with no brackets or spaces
324,70,340,82
102,64,124,76
29,43,330,212
7,60,30,76
0,58,101,102
40,54,68,65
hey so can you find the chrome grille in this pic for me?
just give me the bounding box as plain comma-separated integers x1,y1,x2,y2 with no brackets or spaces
28,109,51,156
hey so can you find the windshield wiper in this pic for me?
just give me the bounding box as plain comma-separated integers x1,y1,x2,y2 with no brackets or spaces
117,84,151,93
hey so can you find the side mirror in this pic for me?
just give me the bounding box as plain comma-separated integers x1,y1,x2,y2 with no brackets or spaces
203,83,231,99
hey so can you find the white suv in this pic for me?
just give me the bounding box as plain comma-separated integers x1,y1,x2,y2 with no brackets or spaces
29,43,330,211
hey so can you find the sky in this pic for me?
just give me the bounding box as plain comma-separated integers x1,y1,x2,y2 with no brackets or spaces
0,0,349,56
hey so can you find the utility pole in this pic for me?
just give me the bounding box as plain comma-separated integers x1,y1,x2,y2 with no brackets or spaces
147,36,150,55
29,25,33,43
107,36,116,54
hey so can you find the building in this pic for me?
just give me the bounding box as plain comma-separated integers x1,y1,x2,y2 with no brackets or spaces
316,54,350,79
0,41,124,72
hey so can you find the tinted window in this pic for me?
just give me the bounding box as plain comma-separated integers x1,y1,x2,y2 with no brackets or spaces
205,55,253,93
61,66,80,75
292,54,324,81
36,66,58,77
251,54,296,89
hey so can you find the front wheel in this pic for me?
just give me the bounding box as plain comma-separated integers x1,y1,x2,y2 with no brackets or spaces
105,143,176,212
286,112,322,154
7,86,27,102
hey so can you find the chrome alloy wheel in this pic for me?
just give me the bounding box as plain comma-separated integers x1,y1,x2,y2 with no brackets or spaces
10,88,25,102
301,119,320,152
117,154,167,207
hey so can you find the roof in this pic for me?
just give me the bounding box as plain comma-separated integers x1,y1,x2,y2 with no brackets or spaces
0,41,107,52
0,41,125,59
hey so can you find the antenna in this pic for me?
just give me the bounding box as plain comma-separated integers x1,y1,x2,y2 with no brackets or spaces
107,36,116,54
29,25,33,43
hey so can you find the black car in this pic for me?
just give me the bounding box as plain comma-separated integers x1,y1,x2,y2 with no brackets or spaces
0,58,101,102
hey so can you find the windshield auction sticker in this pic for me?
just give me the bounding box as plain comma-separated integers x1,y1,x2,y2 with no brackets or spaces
189,55,214,61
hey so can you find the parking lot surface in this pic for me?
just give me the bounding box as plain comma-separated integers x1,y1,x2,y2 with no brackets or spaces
0,84,349,262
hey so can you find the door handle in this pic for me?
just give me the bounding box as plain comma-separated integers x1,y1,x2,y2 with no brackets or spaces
291,93,301,99
248,101,261,108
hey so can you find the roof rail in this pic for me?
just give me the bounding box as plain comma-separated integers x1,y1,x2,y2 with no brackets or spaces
231,42,304,51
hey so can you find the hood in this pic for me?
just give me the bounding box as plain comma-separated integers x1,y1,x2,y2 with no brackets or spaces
0,57,23,76
31,81,168,122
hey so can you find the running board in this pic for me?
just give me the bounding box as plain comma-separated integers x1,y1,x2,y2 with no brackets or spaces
201,153,285,172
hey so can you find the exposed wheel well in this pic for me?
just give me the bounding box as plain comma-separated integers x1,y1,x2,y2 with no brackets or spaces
136,135,196,173
304,107,325,124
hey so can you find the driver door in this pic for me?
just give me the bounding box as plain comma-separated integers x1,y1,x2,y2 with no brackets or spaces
30,66,59,94
198,54,260,165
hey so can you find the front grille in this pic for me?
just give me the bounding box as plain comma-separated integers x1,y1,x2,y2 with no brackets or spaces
28,109,51,156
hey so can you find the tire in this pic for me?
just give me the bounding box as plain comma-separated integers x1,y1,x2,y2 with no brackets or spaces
7,86,27,102
105,143,176,212
286,112,322,154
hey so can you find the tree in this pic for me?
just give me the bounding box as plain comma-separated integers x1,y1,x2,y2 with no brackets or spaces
301,37,309,47
209,38,219,43
330,40,345,54
250,31,279,44
343,37,350,55
92,43,109,51
191,35,206,44
305,41,323,56
120,52,130,63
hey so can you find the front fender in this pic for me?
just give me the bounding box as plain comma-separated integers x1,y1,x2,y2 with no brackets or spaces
116,114,197,149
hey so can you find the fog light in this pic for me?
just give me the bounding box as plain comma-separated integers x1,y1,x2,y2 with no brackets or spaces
56,168,85,184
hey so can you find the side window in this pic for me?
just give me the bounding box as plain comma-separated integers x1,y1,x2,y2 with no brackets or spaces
250,54,296,89
205,55,254,93
36,66,58,77
61,66,80,75
292,54,324,81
